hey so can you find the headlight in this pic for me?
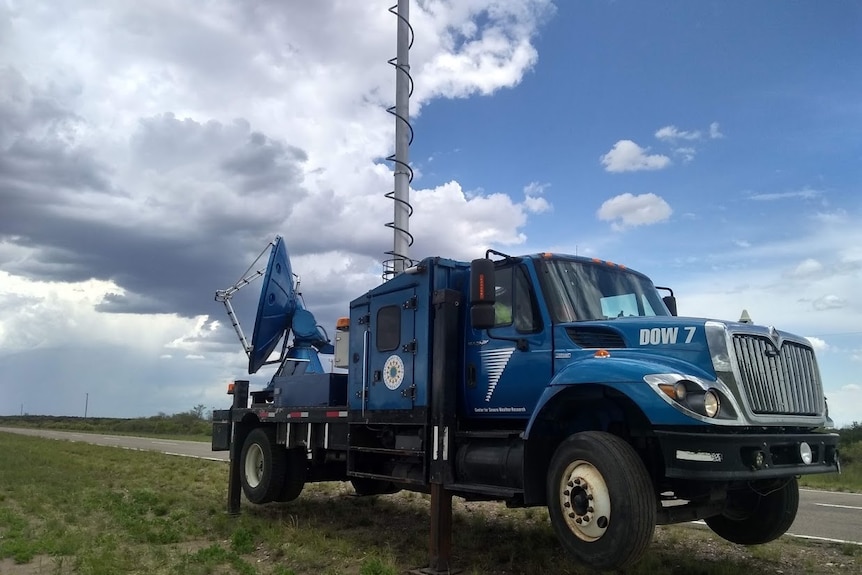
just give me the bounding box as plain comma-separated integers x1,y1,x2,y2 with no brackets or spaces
704,389,720,418
646,374,737,422
705,321,733,374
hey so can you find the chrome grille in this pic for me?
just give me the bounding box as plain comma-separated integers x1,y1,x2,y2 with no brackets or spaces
731,334,822,415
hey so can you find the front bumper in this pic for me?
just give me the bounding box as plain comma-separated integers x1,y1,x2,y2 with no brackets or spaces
655,429,840,481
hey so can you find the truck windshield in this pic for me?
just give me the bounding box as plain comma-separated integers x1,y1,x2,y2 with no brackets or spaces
537,258,670,323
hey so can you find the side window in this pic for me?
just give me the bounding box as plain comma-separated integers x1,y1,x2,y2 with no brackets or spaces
494,265,541,333
376,305,401,351
513,266,541,333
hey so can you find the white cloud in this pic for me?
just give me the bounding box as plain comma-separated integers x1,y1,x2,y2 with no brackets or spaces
600,140,671,172
815,210,848,223
709,122,723,139
522,181,551,214
812,294,847,311
805,336,829,352
413,1,554,101
789,258,823,278
734,239,751,248
655,125,701,141
749,188,821,201
825,385,862,427
409,181,548,259
597,193,673,231
0,1,556,417
674,147,697,162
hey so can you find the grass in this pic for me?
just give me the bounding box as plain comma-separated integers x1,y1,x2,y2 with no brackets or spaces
799,440,862,492
0,431,858,575
800,464,862,492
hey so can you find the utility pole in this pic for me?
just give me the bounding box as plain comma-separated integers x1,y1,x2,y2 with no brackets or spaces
84,393,89,418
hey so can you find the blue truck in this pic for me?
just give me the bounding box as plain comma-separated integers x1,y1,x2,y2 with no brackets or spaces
212,236,840,570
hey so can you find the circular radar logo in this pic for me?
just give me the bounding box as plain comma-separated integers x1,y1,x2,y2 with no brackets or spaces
383,355,405,390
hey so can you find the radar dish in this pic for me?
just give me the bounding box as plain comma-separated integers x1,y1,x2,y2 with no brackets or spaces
248,236,296,373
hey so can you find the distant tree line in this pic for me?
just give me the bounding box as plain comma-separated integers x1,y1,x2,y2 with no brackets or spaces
837,421,862,466
0,405,212,437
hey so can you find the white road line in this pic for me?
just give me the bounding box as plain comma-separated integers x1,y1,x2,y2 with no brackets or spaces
150,440,180,445
814,503,862,511
801,488,862,497
163,451,226,462
785,533,862,546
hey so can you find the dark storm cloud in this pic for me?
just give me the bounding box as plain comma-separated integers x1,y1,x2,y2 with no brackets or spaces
221,132,308,194
0,67,80,138
0,74,311,319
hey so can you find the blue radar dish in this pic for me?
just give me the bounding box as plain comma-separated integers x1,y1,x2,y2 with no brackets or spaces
248,236,296,373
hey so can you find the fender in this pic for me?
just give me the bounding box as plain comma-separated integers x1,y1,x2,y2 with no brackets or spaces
524,354,715,439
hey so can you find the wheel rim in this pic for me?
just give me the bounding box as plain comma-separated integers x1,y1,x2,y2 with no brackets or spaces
244,443,264,488
559,459,612,541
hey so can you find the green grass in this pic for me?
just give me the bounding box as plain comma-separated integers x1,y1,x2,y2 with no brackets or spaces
0,431,858,575
800,464,862,492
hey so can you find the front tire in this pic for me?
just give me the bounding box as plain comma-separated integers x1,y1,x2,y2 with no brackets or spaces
705,478,799,545
546,431,655,570
240,427,286,504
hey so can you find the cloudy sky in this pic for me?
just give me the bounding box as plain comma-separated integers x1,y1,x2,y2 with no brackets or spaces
1,1,860,426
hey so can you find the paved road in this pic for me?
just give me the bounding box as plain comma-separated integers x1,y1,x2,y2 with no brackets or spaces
2,426,859,545
0,426,227,462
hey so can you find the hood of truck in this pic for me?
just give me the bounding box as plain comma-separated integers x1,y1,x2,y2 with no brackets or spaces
553,316,827,427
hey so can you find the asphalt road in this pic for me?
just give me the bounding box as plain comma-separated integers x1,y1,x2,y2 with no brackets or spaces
2,426,860,545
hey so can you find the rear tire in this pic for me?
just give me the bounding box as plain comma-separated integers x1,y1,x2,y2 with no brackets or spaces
276,447,307,502
240,427,286,504
705,478,799,545
546,431,655,570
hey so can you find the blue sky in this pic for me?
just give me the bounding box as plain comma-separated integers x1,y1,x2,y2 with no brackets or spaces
412,1,862,426
1,1,860,425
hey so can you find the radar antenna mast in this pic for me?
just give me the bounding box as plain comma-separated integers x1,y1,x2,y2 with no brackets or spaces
383,0,414,277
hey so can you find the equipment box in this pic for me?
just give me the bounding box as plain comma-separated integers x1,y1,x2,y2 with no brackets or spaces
272,373,348,407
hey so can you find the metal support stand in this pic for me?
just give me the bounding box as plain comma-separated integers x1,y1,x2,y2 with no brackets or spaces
429,484,454,573
411,484,458,575
412,288,461,574
227,380,249,515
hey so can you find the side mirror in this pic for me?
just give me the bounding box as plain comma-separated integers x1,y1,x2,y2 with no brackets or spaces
470,258,495,329
662,295,678,317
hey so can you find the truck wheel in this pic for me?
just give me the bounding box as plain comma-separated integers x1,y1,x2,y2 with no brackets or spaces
240,427,286,504
350,478,401,496
546,431,655,570
705,478,799,545
276,448,307,502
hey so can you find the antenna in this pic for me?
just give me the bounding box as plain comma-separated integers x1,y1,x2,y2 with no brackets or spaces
383,0,414,278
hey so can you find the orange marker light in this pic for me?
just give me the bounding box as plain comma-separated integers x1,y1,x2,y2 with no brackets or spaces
227,382,236,395
594,349,611,359
479,274,486,299
336,317,350,330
